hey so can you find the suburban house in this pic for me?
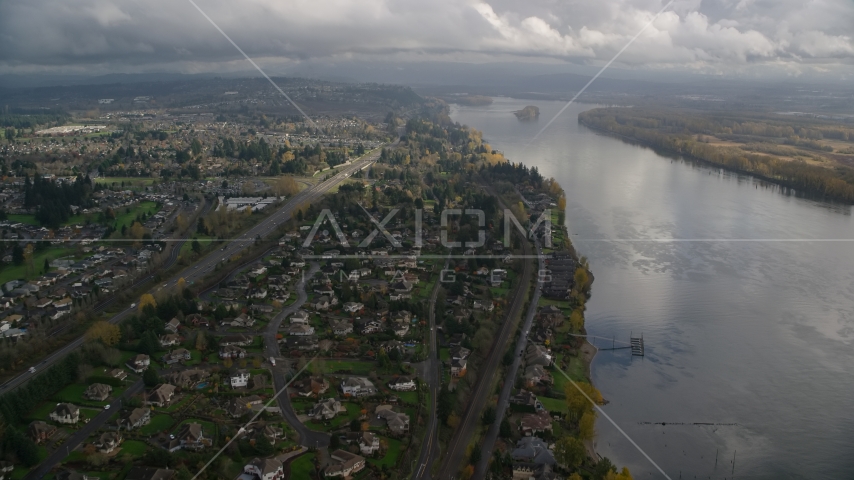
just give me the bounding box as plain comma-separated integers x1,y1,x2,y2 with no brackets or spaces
309,397,345,420
83,383,112,401
243,457,284,480
165,318,181,333
110,368,128,381
510,390,545,412
287,324,315,336
330,319,353,336
230,370,251,388
388,377,416,391
450,358,467,377
375,405,410,436
159,333,181,347
341,377,376,397
28,420,57,443
95,431,123,453
285,335,318,351
126,354,150,373
147,384,177,407
50,403,80,424
120,408,151,430
342,302,364,313
312,295,337,311
172,422,208,452
220,334,253,346
162,369,210,389
289,310,310,324
324,450,365,477
219,345,247,359
294,377,330,397
124,467,176,480
227,395,262,418
523,365,551,387
162,348,192,365
358,432,380,455
520,412,553,437
511,437,556,466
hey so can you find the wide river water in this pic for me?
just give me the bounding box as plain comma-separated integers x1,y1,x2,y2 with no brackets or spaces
451,98,854,479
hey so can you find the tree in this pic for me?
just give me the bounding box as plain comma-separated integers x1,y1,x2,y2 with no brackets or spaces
139,293,157,312
554,437,585,469
177,277,187,292
499,418,511,438
86,321,121,346
460,465,474,480
223,358,233,369
143,367,160,387
569,310,584,332
482,406,496,426
274,175,300,197
579,410,596,441
191,239,202,255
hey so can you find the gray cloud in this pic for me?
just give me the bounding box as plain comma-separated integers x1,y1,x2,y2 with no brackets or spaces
0,0,852,77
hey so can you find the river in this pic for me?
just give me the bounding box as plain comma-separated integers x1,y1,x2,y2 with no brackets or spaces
450,97,854,479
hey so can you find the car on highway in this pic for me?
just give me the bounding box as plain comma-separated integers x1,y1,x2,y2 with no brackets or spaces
29,367,36,374
131,303,137,309
104,404,110,410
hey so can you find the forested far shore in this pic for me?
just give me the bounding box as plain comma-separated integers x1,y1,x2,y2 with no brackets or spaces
579,108,854,203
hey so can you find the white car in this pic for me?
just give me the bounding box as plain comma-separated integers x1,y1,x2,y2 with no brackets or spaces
29,367,36,374
104,404,110,410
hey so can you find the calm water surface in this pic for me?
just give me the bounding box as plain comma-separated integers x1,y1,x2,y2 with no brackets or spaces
451,98,854,479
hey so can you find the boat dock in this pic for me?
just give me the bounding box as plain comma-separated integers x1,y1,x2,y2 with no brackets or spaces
631,334,645,356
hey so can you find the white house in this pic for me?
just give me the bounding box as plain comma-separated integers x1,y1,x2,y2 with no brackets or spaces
389,377,416,391
230,370,251,388
49,403,80,424
244,457,283,480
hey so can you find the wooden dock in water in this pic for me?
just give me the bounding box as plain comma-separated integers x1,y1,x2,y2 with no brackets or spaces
630,334,645,356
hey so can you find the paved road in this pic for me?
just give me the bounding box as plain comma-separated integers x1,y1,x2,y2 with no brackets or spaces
413,257,449,480
473,240,544,480
25,379,145,480
0,149,379,396
436,185,536,480
263,262,330,448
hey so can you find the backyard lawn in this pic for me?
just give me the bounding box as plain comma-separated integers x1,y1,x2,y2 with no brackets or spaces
120,440,149,456
368,437,402,468
139,414,175,436
288,453,316,479
325,360,374,375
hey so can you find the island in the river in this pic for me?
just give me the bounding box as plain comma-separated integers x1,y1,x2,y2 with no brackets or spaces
514,105,540,120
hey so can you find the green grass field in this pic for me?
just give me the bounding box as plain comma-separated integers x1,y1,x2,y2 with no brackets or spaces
139,414,175,436
368,437,402,468
288,453,316,478
325,360,375,375
120,440,148,456
95,177,157,187
113,201,159,230
395,391,419,404
537,396,568,414
0,246,75,284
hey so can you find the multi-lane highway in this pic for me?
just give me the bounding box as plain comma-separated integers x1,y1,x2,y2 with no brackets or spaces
0,147,382,395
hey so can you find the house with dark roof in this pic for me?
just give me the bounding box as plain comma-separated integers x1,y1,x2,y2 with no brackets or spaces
83,383,112,401
243,457,283,480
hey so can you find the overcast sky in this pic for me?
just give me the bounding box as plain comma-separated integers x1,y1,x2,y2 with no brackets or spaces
1,0,852,81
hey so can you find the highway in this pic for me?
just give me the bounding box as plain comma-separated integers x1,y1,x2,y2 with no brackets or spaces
0,148,381,395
